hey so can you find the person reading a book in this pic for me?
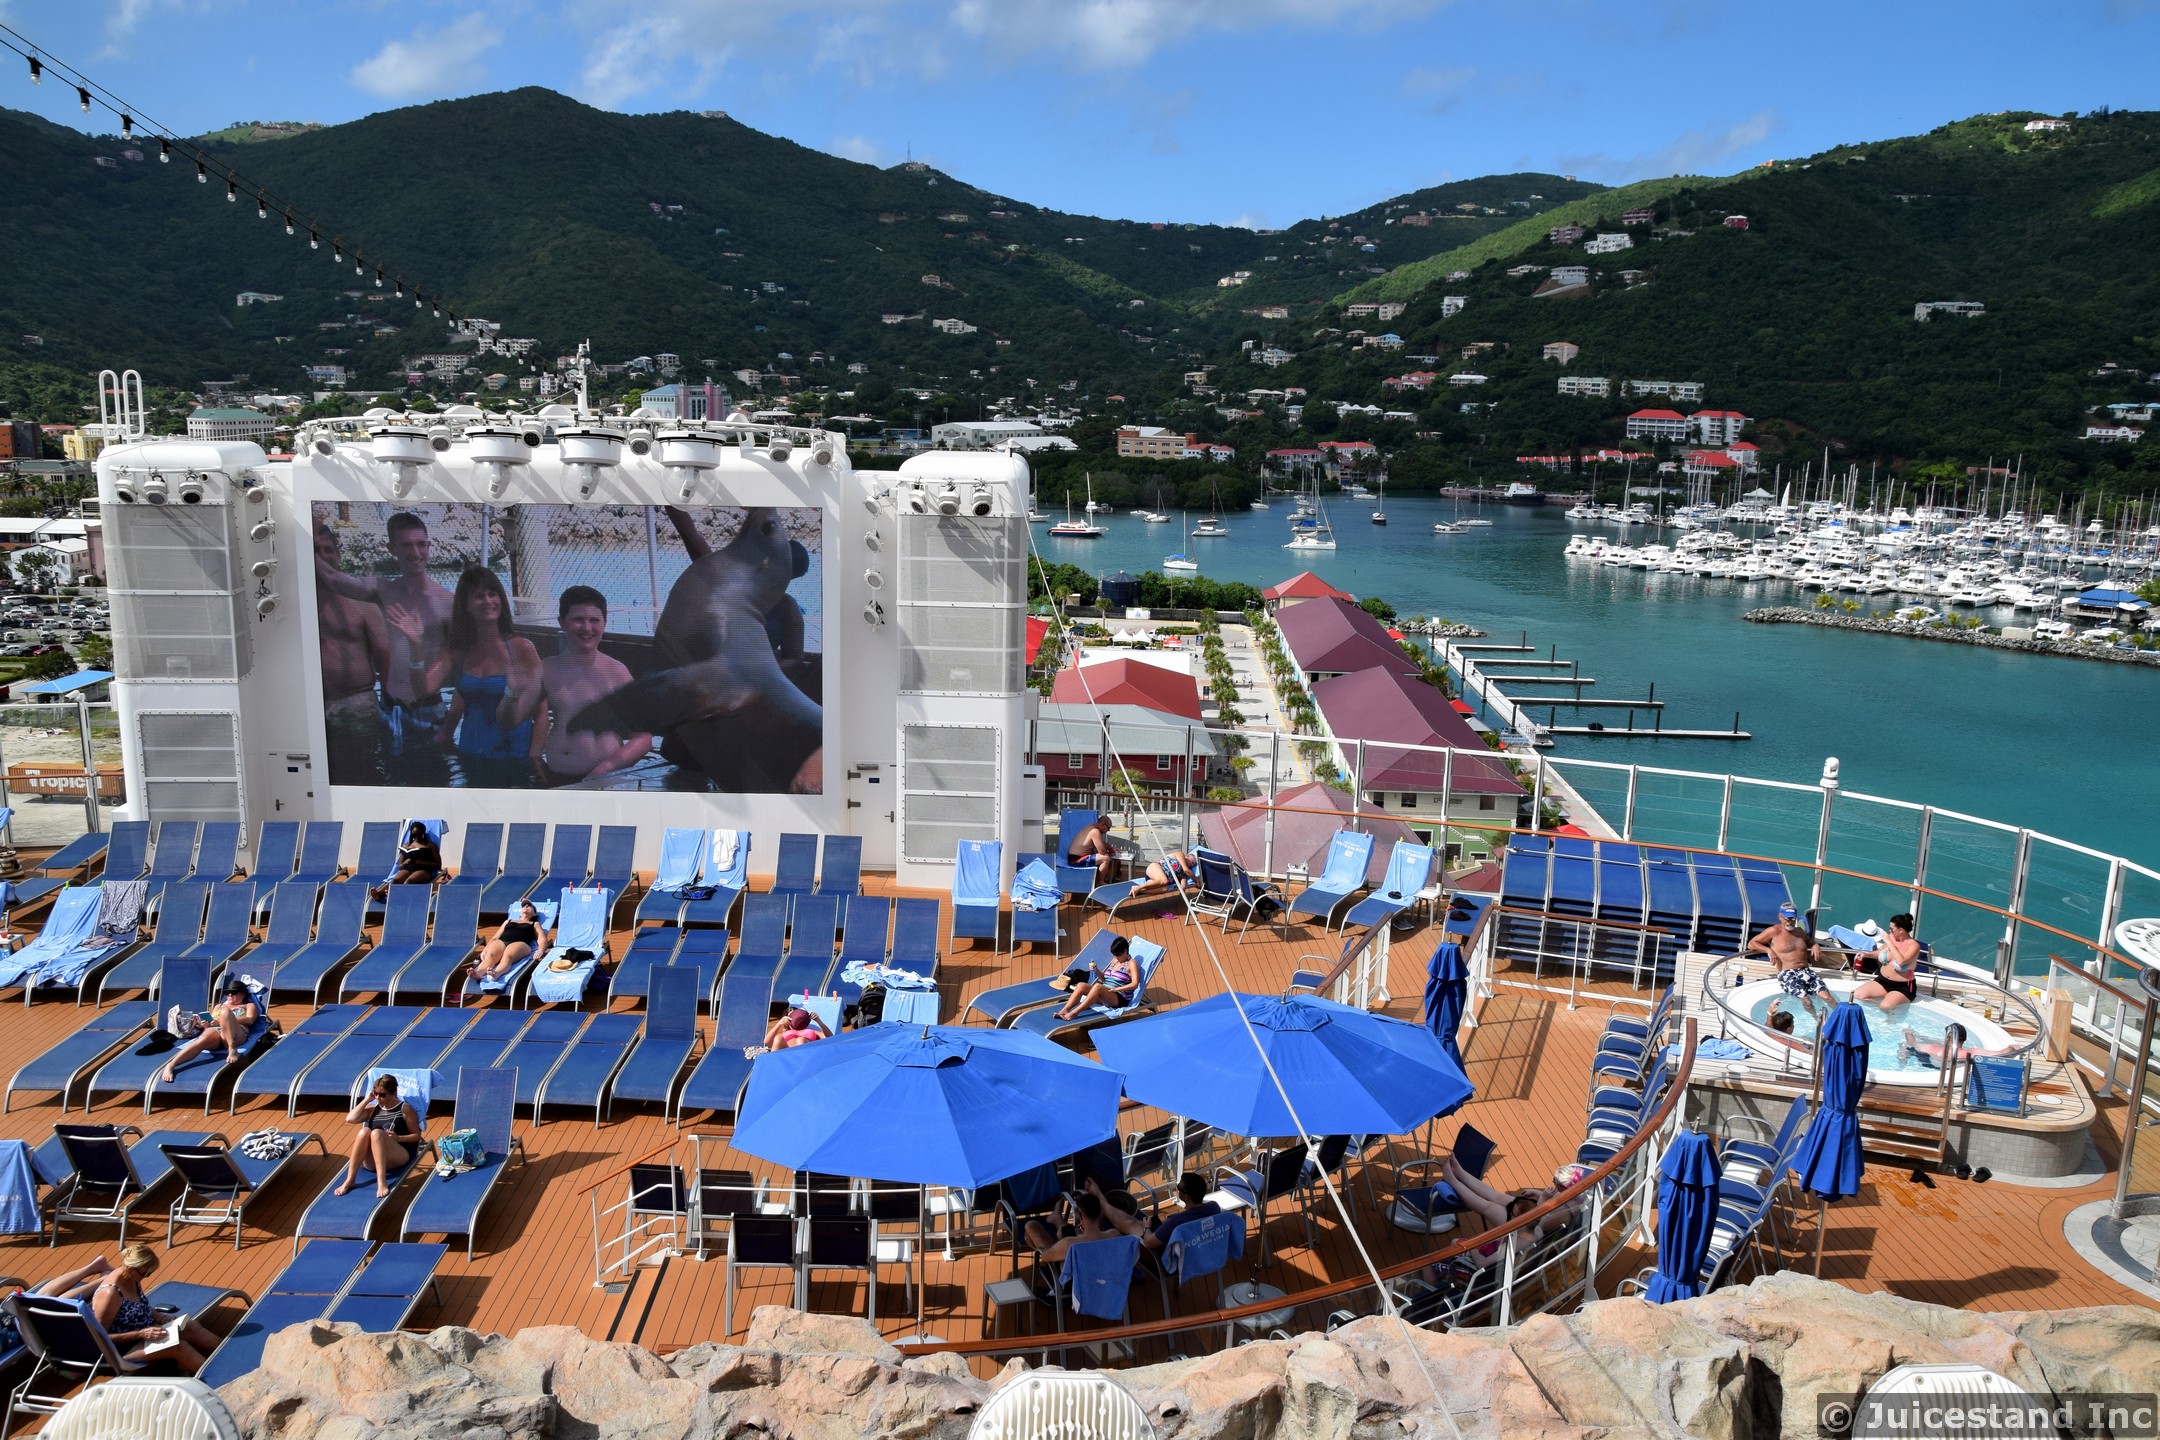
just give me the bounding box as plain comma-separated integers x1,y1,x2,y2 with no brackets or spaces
334,1073,422,1199
156,978,262,1086
90,1244,217,1374
1052,934,1139,1019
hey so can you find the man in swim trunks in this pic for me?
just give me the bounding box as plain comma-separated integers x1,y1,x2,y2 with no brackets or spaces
1749,902,1826,1021
316,511,454,710
315,528,390,781
506,586,652,787
1066,816,1120,881
1853,912,1923,1012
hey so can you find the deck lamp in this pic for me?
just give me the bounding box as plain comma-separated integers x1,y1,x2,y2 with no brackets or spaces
139,473,167,504
249,558,275,580
768,433,793,462
256,595,278,619
935,482,960,515
175,472,206,504
248,519,275,543
968,484,993,516
811,439,835,466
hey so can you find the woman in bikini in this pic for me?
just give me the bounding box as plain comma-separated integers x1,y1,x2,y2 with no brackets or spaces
1054,934,1139,1019
471,898,546,984
333,1073,422,1199
88,1243,218,1375
1124,849,1196,905
155,978,262,1085
387,566,541,788
1852,912,1922,1011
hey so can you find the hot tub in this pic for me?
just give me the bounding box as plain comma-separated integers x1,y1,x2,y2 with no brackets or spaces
1723,975,2018,1086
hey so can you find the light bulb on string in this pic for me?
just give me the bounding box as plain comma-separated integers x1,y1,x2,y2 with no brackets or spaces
394,277,404,298
431,300,440,317
353,255,364,276
157,137,169,163
226,176,237,202
283,212,295,235
373,265,383,288
120,114,132,137
332,241,342,264
75,85,89,113
27,55,40,84
257,194,268,219
308,228,319,250
195,156,206,183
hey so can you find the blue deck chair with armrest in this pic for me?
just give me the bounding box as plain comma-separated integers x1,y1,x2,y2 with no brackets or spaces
816,834,862,899
770,832,818,899
441,823,504,894
44,1118,220,1245
830,895,891,1007
387,884,485,1004
773,893,840,1001
634,828,707,926
424,1009,532,1112
522,888,613,1007
0,885,104,998
1270,829,1376,938
1187,847,1279,935
588,825,637,905
674,948,783,1122
608,968,704,1122
268,882,369,1006
1055,808,1106,898
94,882,210,1005
191,1239,370,1390
222,1005,368,1115
286,1008,428,1116
403,1066,523,1258
98,820,152,886
292,1111,436,1251
291,820,346,886
242,821,301,909
361,818,445,920
188,821,243,885
478,823,547,920
668,928,731,1009
238,883,321,983
532,824,593,897
1340,842,1435,933
1008,853,1062,955
339,885,435,1001
1008,937,1166,1042
5,1002,156,1114
137,821,200,913
679,829,750,928
723,894,788,985
502,1011,588,1109
3,1283,247,1430
890,898,941,978
460,891,555,1004
533,1013,640,1126
964,926,1123,1027
161,1129,324,1249
354,1009,477,1097
950,839,1003,951
179,882,258,970
607,923,683,1006
348,821,400,888
327,1240,447,1331
6,832,111,912
142,972,277,1116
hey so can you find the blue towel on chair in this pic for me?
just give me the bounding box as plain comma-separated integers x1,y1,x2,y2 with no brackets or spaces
1012,860,1061,912
839,961,936,992
1665,1038,1752,1063
0,1139,39,1235
1064,1234,1140,1321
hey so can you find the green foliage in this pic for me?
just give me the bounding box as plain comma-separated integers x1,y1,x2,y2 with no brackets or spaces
1357,595,1398,623
21,650,74,681
75,632,112,669
2092,165,2160,219
2138,578,2160,606
1205,786,1243,802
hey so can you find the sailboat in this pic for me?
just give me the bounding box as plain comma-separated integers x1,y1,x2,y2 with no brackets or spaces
1284,479,1337,550
1371,477,1388,526
1192,480,1229,536
1164,513,1198,570
1048,476,1104,537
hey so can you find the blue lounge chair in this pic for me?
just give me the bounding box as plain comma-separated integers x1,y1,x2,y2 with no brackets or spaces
192,1239,371,1389
1009,852,1062,955
964,926,1125,1027
479,823,547,919
1340,841,1436,932
588,824,637,905
5,1001,156,1112
137,821,200,913
607,969,704,1122
82,958,218,1109
1055,808,1106,897
224,1005,369,1115
534,1012,640,1125
890,898,941,978
241,821,301,908
347,821,401,890
668,928,732,1009
426,1009,532,1110
44,1120,219,1245
404,1067,523,1257
522,888,612,1007
293,1118,436,1250
188,821,243,885
441,823,504,894
354,1009,478,1097
162,1130,324,1249
1270,830,1376,937
4,1280,248,1428
500,1011,588,1107
830,896,891,1007
679,828,750,928
237,882,321,982
1184,847,1278,934
144,976,277,1116
6,831,111,911
816,835,863,898
1008,937,1166,1042
291,820,346,886
180,883,258,969
633,827,707,926
773,893,840,1000
387,884,484,1004
533,824,593,896
715,892,786,997
287,1008,428,1115
94,882,210,1005
951,838,1002,950
100,820,153,884
674,963,776,1122
327,1240,446,1330
268,882,369,1005
605,923,683,1006
769,832,818,899
460,888,556,1004
338,885,434,1001
0,885,105,998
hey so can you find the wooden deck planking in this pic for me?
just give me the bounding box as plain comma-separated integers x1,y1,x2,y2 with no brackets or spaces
0,864,2144,1414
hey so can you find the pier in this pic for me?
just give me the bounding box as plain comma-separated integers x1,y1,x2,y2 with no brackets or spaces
1433,635,1749,745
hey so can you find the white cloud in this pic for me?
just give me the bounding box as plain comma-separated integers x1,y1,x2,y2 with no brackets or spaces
1226,211,1269,230
1402,64,1475,114
350,13,504,100
829,133,888,165
948,0,1450,69
1559,109,1779,182
566,0,911,109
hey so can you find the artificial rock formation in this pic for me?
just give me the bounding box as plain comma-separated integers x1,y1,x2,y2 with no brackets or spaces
218,1272,2160,1440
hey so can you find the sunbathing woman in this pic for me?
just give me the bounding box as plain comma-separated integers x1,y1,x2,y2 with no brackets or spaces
471,898,546,984
334,1073,422,1199
370,821,440,899
1431,1154,1591,1269
761,1008,830,1050
156,978,262,1085
89,1244,218,1375
1053,935,1138,1020
1124,849,1196,905
1852,913,1923,1012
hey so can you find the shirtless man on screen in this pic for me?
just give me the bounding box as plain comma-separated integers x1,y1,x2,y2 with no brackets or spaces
315,529,388,707
314,511,454,708
508,586,652,786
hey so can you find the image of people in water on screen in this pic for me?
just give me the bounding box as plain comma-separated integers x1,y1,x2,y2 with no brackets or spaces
312,502,823,794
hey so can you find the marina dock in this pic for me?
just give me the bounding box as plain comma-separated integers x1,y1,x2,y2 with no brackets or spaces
1432,635,1749,744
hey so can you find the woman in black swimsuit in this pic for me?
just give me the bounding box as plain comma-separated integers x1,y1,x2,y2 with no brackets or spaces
371,821,441,899
89,1243,217,1374
334,1073,422,1199
472,898,546,983
1852,912,1922,1010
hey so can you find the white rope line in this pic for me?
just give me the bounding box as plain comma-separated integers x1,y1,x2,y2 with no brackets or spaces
1024,526,1470,1438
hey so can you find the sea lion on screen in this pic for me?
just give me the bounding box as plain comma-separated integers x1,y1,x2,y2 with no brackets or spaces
566,507,821,782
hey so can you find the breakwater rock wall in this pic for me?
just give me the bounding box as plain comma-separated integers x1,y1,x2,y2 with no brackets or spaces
1744,607,2160,669
217,1272,2158,1440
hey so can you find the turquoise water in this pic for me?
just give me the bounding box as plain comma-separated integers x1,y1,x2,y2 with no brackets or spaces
1041,496,2160,884
1743,989,1964,1076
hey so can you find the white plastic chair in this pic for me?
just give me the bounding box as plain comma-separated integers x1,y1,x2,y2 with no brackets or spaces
44,1378,239,1440
970,1372,1154,1440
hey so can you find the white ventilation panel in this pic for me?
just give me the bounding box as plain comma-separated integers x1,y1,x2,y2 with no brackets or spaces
901,724,999,864
135,711,243,824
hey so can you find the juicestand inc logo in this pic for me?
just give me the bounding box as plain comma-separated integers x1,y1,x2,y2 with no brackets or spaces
1817,1390,2157,1439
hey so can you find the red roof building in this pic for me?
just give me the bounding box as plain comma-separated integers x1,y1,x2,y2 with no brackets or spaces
1262,571,1356,612
1624,408,1689,442
1050,657,1203,720
1312,668,1524,822
1275,597,1419,681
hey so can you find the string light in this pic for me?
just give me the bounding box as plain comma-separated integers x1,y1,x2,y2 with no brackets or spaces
373,264,383,288
119,112,130,136
394,276,404,297
225,175,237,202
25,54,38,83
157,136,168,162
256,193,268,219
73,84,87,112
308,227,318,250
194,156,206,182
352,255,363,276
332,240,343,264
283,211,294,235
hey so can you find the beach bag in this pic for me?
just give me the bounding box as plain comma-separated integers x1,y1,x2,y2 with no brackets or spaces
679,885,717,902
857,983,887,1026
435,1128,485,1177
167,1006,209,1040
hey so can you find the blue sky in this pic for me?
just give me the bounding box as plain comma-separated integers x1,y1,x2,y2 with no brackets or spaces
4,0,2157,225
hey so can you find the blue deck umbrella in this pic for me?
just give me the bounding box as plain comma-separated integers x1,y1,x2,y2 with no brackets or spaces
1791,1001,1870,1273
1091,992,1473,1137
1422,941,1469,1072
1645,1129,1721,1302
732,1025,1124,1189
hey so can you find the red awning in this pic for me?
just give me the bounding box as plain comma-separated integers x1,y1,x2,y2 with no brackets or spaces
1025,616,1053,664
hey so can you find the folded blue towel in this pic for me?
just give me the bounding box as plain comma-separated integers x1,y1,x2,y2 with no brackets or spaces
1665,1037,1753,1063
1011,860,1062,912
839,961,937,992
0,1138,39,1235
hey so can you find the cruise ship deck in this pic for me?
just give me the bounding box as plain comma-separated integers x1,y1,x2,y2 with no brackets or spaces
0,853,2146,1400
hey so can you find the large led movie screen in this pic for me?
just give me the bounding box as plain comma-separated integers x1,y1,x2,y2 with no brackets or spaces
312,502,823,794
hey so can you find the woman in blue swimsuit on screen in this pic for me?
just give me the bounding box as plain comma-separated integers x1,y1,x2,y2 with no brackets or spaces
389,565,540,786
